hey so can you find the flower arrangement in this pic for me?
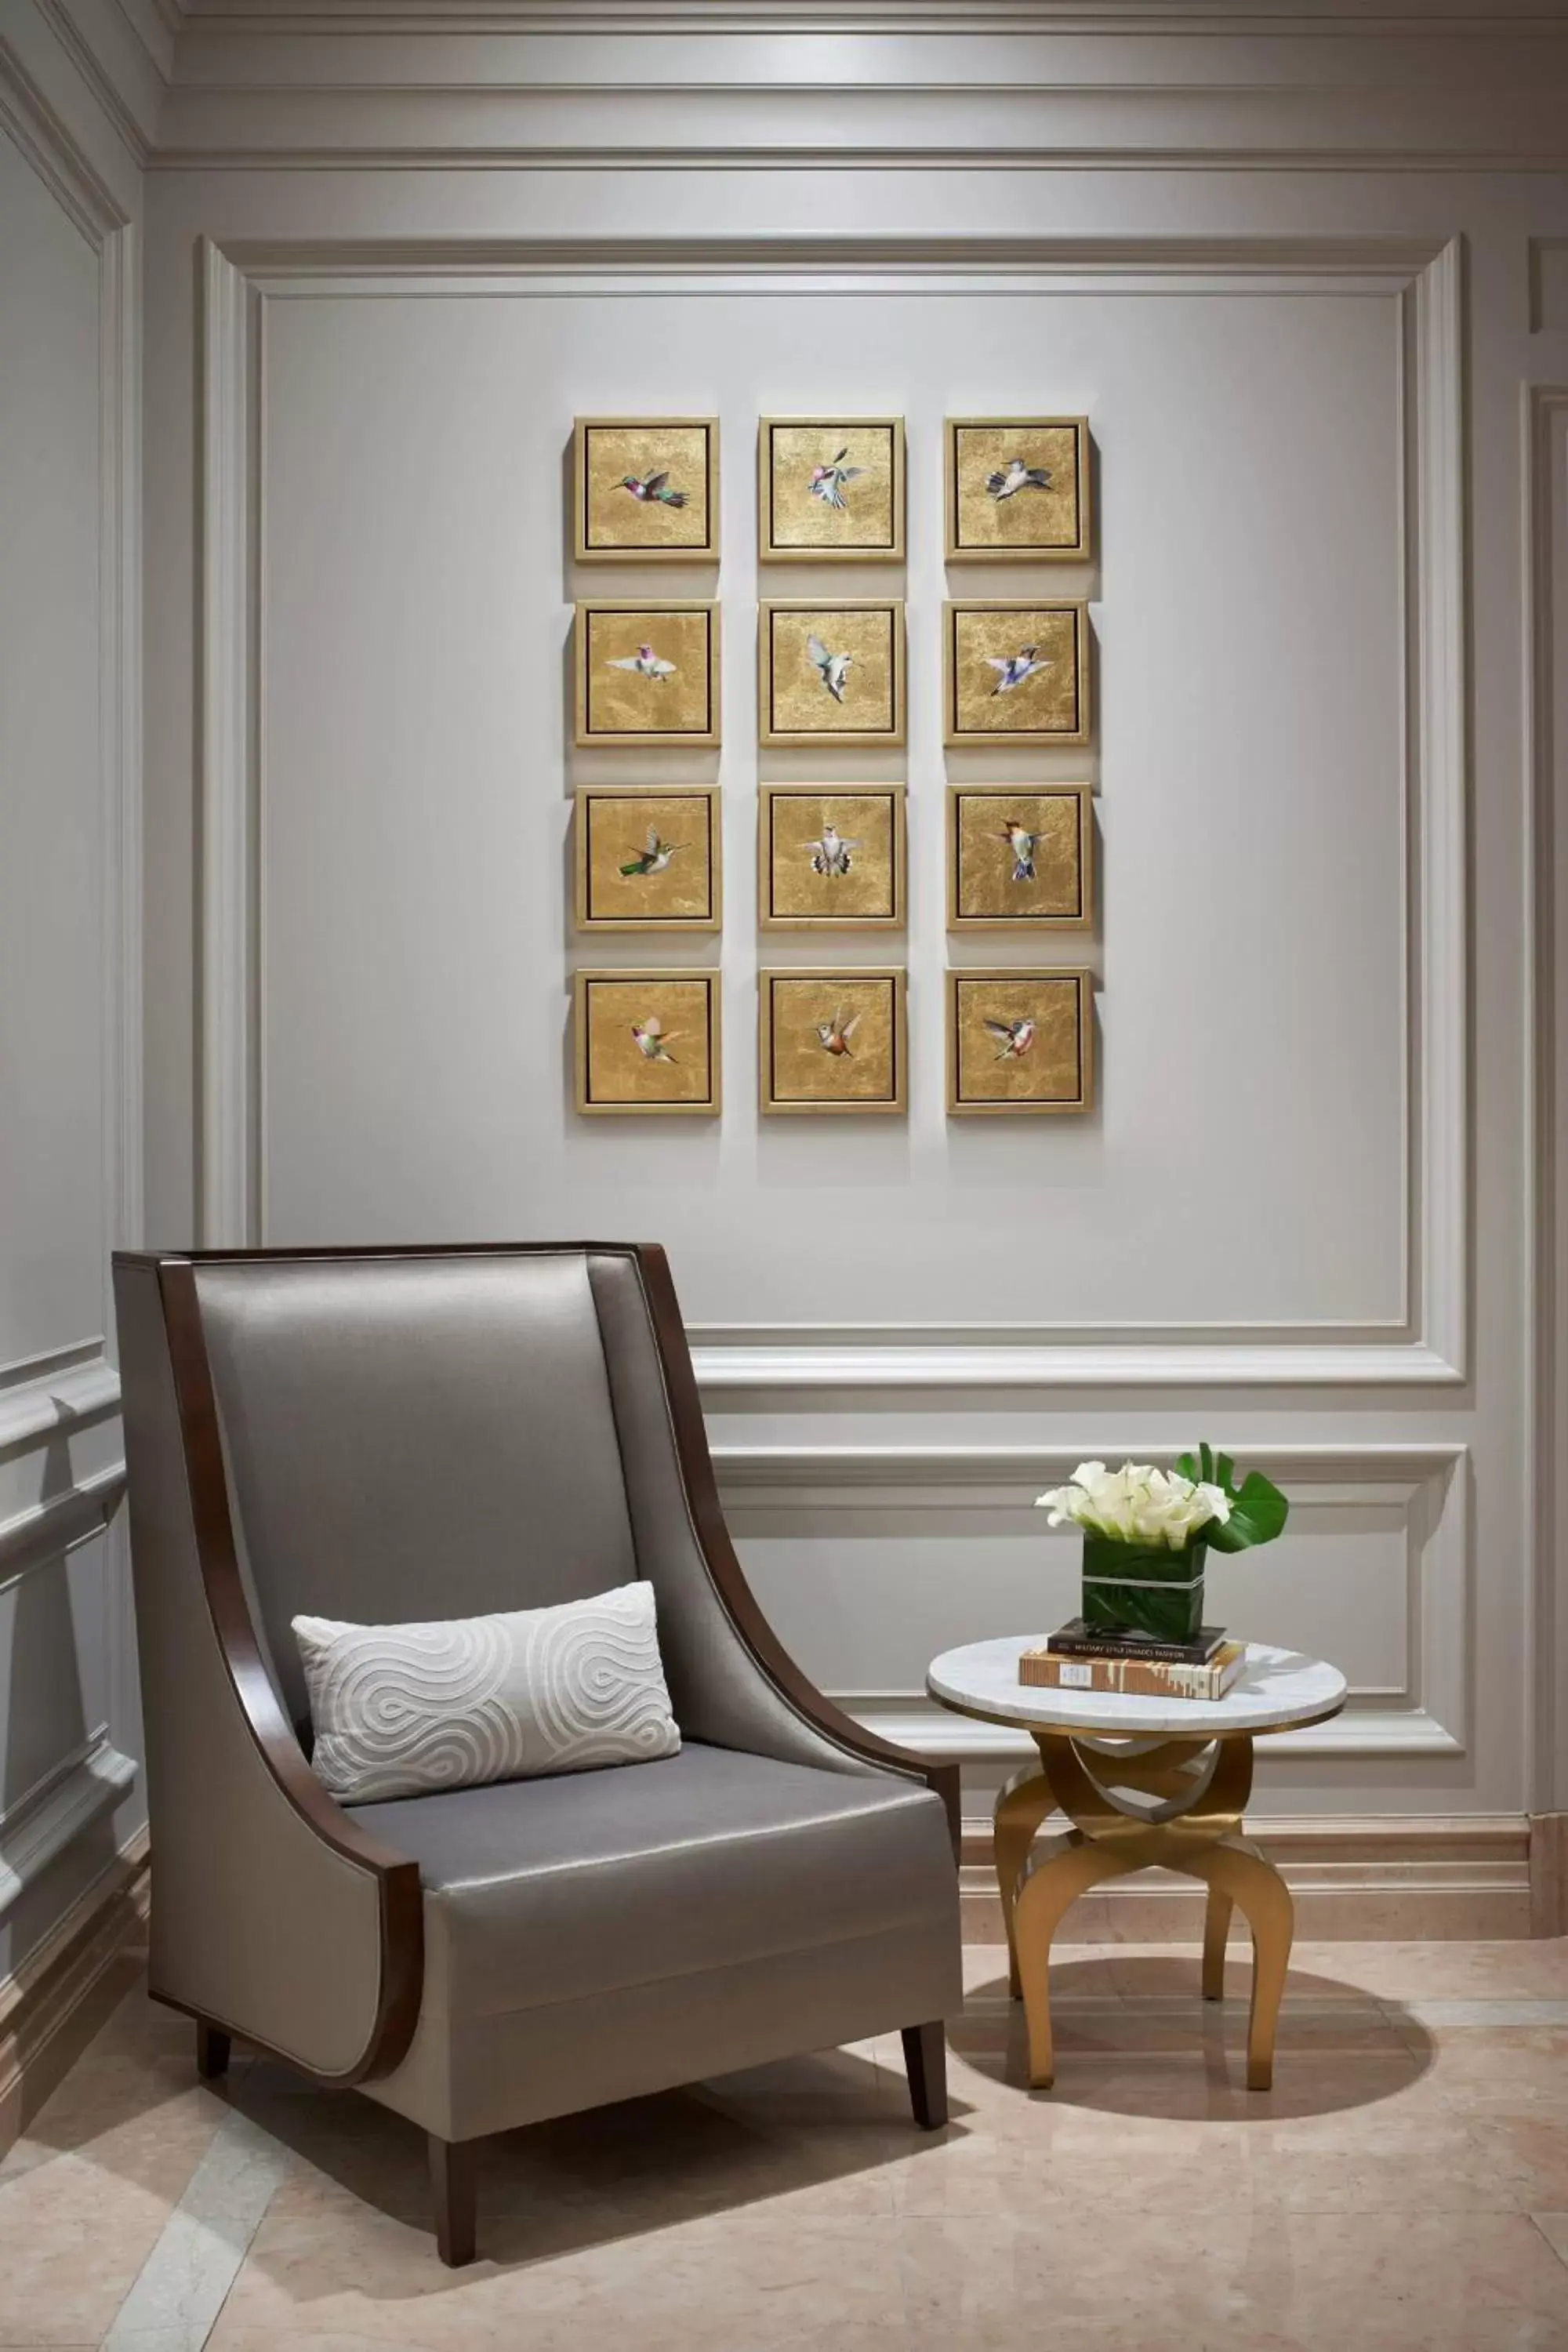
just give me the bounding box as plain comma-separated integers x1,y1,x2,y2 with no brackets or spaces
1036,1447,1289,1643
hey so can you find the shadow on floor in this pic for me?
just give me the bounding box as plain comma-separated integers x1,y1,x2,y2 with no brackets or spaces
950,1955,1437,2120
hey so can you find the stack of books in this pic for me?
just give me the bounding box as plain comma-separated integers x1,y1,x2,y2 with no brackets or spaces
1019,1617,1246,1701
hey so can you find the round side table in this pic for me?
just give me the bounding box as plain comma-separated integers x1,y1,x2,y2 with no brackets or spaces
926,1638,1347,2092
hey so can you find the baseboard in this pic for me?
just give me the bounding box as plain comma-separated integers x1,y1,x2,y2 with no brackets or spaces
0,1827,151,2154
1530,1812,1568,1936
962,1814,1534,1942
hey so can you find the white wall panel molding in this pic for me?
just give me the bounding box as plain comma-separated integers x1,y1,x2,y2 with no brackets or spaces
0,1345,122,1454
0,27,144,1946
198,238,260,1252
0,35,143,1320
0,1467,127,1600
1528,383,1568,1817
716,1440,1471,1759
199,232,1465,1396
0,1733,139,1923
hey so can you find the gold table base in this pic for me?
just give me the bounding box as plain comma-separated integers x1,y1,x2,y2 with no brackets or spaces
996,1730,1292,2091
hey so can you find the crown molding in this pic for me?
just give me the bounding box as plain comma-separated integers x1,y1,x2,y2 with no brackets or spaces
169,0,1568,31
149,75,1568,172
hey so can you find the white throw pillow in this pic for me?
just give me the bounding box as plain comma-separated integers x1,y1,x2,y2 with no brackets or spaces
292,1581,681,1803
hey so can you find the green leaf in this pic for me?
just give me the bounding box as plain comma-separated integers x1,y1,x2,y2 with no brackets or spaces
1206,1468,1290,1553
1176,1445,1290,1553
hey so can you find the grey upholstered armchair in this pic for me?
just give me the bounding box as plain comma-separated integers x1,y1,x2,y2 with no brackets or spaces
113,1243,963,2264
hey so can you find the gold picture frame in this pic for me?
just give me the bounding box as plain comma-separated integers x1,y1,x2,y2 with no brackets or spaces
574,968,721,1116
758,600,906,749
573,418,720,564
758,784,906,931
575,601,721,749
760,967,906,1116
942,599,1091,748
944,416,1091,562
946,968,1094,1116
757,418,906,563
574,784,722,933
946,783,1093,931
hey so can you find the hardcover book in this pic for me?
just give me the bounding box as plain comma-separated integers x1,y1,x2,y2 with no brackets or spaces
1045,1617,1228,1668
1019,1639,1247,1702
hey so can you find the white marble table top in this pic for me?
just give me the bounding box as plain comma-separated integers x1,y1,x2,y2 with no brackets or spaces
926,1637,1347,1739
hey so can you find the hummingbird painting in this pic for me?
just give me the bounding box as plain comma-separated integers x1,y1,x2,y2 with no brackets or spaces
608,644,677,684
808,448,866,511
998,821,1044,883
616,470,688,509
807,634,853,703
983,1015,1037,1062
987,646,1051,696
808,822,858,877
631,1014,679,1062
619,827,685,879
815,1010,860,1056
985,456,1053,502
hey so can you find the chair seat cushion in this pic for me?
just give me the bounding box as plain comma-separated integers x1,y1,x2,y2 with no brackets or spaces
350,1742,955,2020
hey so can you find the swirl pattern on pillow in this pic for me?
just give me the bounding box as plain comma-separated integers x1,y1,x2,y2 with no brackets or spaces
292,1583,681,1802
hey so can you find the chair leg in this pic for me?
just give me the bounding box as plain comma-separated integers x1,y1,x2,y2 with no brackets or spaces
901,2020,949,2130
429,2133,478,2267
195,2022,231,2081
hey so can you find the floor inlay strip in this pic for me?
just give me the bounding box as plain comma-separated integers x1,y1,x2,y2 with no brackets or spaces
99,2106,289,2352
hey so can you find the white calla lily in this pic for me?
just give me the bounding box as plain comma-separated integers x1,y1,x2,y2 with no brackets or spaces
1035,1458,1232,1550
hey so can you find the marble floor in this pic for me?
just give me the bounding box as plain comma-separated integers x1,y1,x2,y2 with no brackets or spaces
5,1940,1568,2350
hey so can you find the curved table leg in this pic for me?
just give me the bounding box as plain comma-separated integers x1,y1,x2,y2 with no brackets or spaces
1187,1838,1294,2088
993,1767,1058,1998
1011,1838,1129,2088
1003,1728,1292,2092
1202,1888,1235,2001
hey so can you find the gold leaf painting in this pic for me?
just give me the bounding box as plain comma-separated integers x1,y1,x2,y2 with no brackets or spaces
760,969,906,1114
948,785,1092,930
760,786,906,929
760,601,906,748
947,970,1093,1115
575,786,721,931
946,417,1091,561
574,419,718,562
759,419,905,561
943,601,1091,746
575,971,720,1114
576,602,721,746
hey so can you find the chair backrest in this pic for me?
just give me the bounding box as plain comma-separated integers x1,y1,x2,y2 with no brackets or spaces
187,1250,641,1730
116,1240,869,1780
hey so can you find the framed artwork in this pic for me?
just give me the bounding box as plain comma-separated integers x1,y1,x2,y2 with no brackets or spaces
574,784,721,932
575,601,721,748
574,969,721,1116
947,783,1093,931
946,968,1094,1116
758,784,906,931
760,968,906,1115
758,600,906,749
758,418,906,563
944,416,1091,562
572,418,719,564
942,599,1091,747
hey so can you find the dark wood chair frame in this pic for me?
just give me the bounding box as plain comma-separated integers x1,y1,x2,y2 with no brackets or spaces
126,1240,961,2266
